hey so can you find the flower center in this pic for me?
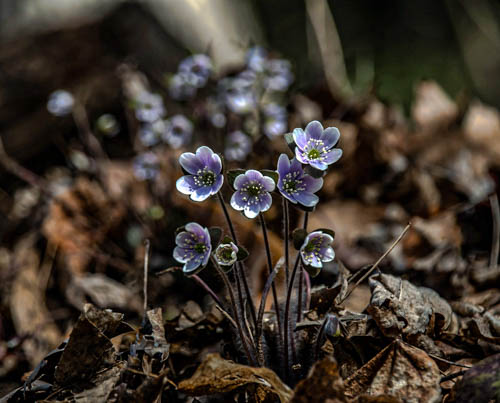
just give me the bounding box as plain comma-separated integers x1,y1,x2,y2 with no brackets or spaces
244,181,263,197
220,248,234,261
195,167,216,186
282,171,305,195
307,149,320,159
194,243,206,254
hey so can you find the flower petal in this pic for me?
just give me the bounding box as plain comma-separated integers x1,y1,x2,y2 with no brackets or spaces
176,175,197,195
209,153,223,174
185,222,205,237
212,172,224,193
183,257,201,273
321,127,340,148
295,147,308,164
289,157,303,173
261,175,276,192
191,185,213,202
309,159,328,171
230,191,246,211
322,148,343,165
293,128,307,149
305,120,323,139
302,175,324,193
173,246,190,263
277,154,291,176
196,146,216,167
259,192,273,212
323,246,335,262
245,169,263,182
176,231,194,247
295,191,319,207
243,203,260,219
179,152,203,174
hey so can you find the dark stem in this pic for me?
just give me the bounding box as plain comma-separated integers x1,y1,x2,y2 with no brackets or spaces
217,192,258,330
296,265,303,323
211,257,256,366
304,270,311,311
142,239,150,323
303,211,309,230
259,213,284,351
255,264,280,366
284,254,301,381
192,274,224,307
283,198,290,284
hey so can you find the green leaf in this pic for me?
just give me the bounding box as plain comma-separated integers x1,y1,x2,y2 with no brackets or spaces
304,165,326,178
284,132,296,152
260,169,279,184
292,228,308,250
226,169,245,190
313,228,336,239
221,236,234,245
236,245,249,261
208,227,222,248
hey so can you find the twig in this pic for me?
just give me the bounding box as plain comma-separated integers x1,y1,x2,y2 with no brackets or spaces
440,370,467,383
339,223,411,304
489,193,500,268
214,304,239,329
192,274,224,307
143,239,150,322
427,353,472,369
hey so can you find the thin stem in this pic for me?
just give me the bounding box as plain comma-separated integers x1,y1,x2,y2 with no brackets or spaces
256,263,280,366
143,239,150,322
217,192,258,329
283,198,290,283
211,257,256,366
490,193,500,268
284,254,301,381
303,211,309,230
304,270,311,311
296,265,304,323
192,274,224,307
339,223,411,304
259,213,284,350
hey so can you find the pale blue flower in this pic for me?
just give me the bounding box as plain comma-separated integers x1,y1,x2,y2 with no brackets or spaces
47,90,74,116
224,131,252,161
173,222,211,273
300,231,335,269
230,170,275,219
163,115,193,149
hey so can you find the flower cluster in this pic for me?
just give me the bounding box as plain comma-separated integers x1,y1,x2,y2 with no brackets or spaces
171,119,342,381
169,54,212,100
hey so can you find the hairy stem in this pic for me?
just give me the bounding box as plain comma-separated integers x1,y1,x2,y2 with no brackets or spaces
283,198,290,283
211,257,256,365
259,213,284,351
217,192,258,330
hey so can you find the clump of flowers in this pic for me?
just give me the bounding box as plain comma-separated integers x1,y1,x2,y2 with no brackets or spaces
171,120,342,386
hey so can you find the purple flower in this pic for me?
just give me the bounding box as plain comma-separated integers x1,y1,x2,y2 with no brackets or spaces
264,59,294,91
277,154,323,207
206,97,227,128
163,114,193,149
224,131,252,161
134,91,166,123
176,146,223,202
178,54,212,88
246,46,267,72
47,90,74,116
168,72,197,100
230,170,275,219
138,120,166,147
300,231,335,269
262,103,287,138
133,152,159,181
173,222,211,273
293,121,342,171
223,72,257,114
214,242,238,266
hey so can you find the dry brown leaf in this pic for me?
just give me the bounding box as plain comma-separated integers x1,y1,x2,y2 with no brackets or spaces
367,273,455,338
344,340,441,403
291,356,345,403
54,304,124,385
72,365,123,402
463,101,500,160
143,308,170,360
10,235,61,366
412,81,458,132
178,353,292,402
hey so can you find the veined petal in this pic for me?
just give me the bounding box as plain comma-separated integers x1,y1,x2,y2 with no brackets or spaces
212,173,224,193
243,203,260,219
305,120,323,139
230,191,246,211
322,148,342,165
309,159,328,171
259,192,273,212
323,246,335,262
173,246,190,263
176,175,197,195
302,175,323,193
261,175,276,192
295,191,319,207
234,173,248,190
196,146,216,167
245,169,263,182
277,154,291,176
185,222,205,236
191,185,213,202
289,157,303,173
176,232,194,247
183,257,201,273
179,152,203,174
209,152,223,174
293,128,307,149
321,127,340,148
295,147,308,164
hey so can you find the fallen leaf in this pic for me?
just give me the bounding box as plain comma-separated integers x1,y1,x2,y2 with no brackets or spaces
178,353,292,402
143,308,170,361
344,340,441,403
291,356,345,403
54,304,124,385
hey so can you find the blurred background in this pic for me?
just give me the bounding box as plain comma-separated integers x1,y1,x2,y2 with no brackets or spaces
1,0,500,397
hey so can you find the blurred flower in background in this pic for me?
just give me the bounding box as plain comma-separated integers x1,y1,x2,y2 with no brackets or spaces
47,90,74,117
133,151,159,181
163,114,193,149
178,54,213,88
134,91,166,123
224,130,252,161
262,103,288,138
